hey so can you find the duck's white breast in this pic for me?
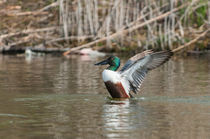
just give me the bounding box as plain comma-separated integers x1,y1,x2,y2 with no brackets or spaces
102,70,121,83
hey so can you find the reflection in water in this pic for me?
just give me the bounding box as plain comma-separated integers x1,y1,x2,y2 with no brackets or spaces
0,55,209,139
52,60,70,93
103,99,135,138
102,99,172,139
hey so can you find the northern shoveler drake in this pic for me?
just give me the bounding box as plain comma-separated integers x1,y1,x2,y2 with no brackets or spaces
95,50,173,98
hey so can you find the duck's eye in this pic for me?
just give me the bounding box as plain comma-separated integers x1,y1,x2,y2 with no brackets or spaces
108,56,114,61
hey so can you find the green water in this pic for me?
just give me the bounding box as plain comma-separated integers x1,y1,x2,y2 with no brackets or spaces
0,54,209,139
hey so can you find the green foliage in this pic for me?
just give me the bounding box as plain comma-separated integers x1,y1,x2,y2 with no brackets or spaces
121,47,132,52
184,37,190,43
197,42,206,50
179,7,186,16
97,42,104,47
179,0,208,28
189,4,207,27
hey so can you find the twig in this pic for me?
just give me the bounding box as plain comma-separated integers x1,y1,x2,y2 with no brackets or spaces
172,29,210,53
63,2,189,56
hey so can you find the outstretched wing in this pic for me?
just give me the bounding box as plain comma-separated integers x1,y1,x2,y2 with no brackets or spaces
120,50,173,94
120,50,153,72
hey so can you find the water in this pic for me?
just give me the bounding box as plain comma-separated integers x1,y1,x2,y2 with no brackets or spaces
0,54,209,139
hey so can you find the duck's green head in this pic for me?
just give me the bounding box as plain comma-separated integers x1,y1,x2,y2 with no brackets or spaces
95,56,120,71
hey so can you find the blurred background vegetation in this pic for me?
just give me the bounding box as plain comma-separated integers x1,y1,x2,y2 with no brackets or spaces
0,0,209,54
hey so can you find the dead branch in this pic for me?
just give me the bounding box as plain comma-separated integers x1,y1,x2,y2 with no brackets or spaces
1,46,69,53
2,33,36,47
2,1,58,16
3,40,30,49
7,11,48,16
172,29,210,53
33,35,94,49
46,36,94,44
63,2,189,56
0,26,59,40
97,2,169,38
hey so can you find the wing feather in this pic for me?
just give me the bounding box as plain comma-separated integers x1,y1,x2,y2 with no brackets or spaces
146,51,173,70
120,50,153,72
120,50,172,94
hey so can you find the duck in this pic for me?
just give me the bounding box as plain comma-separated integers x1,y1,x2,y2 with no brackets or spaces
95,50,173,98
